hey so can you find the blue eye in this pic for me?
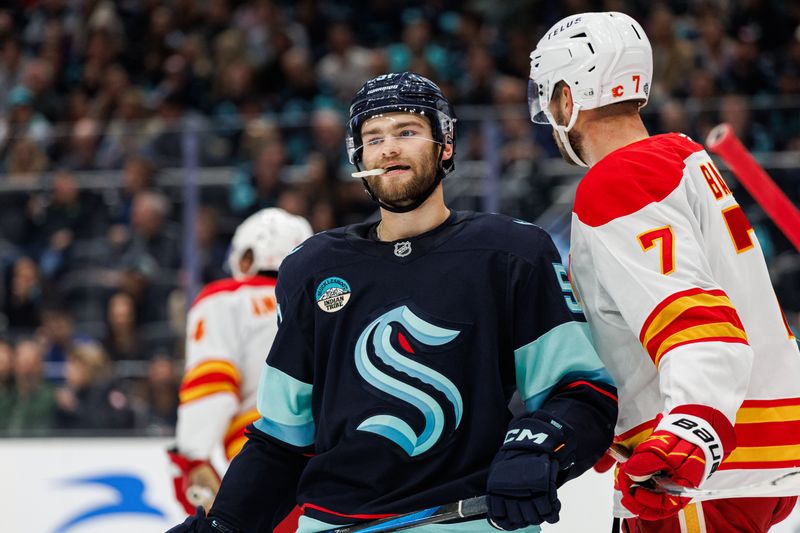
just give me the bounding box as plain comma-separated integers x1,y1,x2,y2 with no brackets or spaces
400,130,416,137
365,138,382,146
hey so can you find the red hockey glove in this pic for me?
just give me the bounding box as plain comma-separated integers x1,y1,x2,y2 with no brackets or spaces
617,405,736,520
168,449,222,514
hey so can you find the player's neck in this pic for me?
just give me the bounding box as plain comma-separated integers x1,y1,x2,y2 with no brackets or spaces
377,187,450,241
582,114,650,167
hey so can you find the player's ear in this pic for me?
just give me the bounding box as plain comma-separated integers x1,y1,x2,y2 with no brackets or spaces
441,135,454,161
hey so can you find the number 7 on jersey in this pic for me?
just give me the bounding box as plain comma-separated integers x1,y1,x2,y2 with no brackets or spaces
637,225,675,275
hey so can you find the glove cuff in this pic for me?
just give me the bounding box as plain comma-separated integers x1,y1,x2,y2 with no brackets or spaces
656,404,736,480
501,412,576,467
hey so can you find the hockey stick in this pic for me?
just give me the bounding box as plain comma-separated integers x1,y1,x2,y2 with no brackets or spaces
322,496,488,533
608,443,800,498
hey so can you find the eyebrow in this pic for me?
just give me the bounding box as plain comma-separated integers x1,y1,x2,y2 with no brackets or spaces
362,120,427,137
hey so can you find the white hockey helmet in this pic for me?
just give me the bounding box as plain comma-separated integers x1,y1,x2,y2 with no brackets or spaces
528,12,652,166
227,208,313,279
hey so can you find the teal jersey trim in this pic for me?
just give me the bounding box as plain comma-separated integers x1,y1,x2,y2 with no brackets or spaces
255,363,315,447
514,321,613,412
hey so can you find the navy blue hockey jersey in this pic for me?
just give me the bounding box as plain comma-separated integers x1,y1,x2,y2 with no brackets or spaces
210,211,617,533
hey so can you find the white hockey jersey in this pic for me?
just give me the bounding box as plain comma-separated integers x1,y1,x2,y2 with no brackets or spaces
176,276,279,461
569,133,800,498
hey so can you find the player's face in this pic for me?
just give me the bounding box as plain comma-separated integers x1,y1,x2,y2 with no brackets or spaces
359,112,441,207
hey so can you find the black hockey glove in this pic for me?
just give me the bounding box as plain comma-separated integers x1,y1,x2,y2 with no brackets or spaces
165,506,240,533
486,413,577,530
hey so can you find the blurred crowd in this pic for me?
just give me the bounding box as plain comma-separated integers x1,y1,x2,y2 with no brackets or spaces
0,0,799,435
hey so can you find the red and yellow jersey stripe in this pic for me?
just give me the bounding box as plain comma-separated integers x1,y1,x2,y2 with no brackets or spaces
639,287,749,367
615,397,800,470
224,408,260,460
721,397,800,470
179,359,241,405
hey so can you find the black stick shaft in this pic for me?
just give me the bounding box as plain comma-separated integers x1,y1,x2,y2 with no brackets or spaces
324,496,488,533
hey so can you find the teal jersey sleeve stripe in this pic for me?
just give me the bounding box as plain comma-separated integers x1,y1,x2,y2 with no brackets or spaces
523,368,615,412
515,321,611,411
254,416,316,447
256,362,315,446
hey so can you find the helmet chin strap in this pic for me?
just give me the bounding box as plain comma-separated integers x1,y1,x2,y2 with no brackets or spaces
548,105,588,168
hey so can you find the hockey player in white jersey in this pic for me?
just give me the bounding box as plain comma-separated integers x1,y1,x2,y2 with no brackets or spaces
168,208,312,526
528,11,800,533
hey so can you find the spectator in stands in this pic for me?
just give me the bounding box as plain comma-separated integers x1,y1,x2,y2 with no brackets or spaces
0,340,14,429
276,47,321,114
115,190,180,324
693,14,736,80
718,94,774,152
107,155,156,246
457,44,497,105
0,36,26,115
30,170,106,279
96,88,147,169
718,27,778,96
60,117,101,171
0,85,52,164
102,291,143,361
647,5,694,100
118,190,180,271
5,136,48,182
194,206,227,284
6,339,56,434
387,17,451,82
229,141,286,215
129,353,179,432
37,304,93,365
2,256,42,332
54,341,135,431
22,57,62,124
316,22,373,103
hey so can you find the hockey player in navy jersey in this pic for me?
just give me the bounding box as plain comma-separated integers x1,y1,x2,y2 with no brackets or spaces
167,72,617,533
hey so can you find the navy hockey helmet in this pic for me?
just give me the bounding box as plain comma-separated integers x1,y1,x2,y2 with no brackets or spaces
346,72,456,174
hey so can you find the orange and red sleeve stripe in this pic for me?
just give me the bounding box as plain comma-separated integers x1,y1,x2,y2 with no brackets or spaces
224,408,260,460
179,359,241,405
639,288,749,367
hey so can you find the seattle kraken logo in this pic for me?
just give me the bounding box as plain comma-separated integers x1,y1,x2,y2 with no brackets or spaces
354,305,462,456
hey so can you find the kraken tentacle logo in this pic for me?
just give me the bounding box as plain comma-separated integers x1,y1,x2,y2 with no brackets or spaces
354,305,462,456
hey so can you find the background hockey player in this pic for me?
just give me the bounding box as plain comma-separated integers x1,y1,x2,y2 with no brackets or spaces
528,12,800,532
167,71,618,533
168,208,313,529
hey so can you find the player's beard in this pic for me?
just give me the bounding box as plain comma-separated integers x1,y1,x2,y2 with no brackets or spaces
366,145,440,208
552,107,586,166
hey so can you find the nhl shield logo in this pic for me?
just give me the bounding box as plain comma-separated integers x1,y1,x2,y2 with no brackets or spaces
394,241,412,257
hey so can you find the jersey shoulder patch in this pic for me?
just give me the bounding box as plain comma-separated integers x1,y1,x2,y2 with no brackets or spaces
574,134,703,228
191,276,277,309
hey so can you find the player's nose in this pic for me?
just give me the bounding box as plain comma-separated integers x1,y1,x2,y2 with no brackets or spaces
380,135,402,157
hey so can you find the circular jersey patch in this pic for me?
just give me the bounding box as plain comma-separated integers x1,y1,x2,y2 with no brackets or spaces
315,277,351,313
